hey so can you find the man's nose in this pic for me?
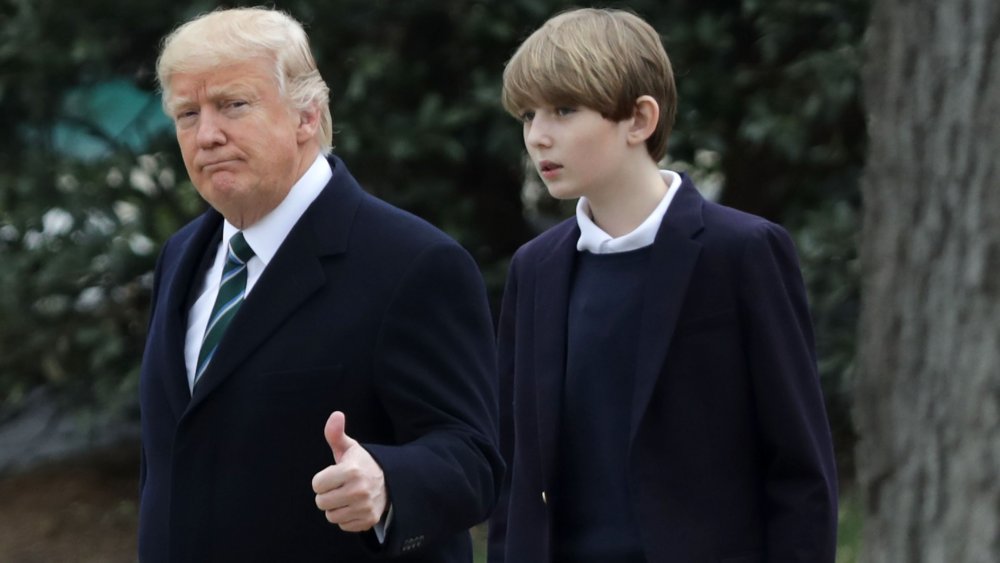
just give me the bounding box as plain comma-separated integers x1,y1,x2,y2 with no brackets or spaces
196,110,226,148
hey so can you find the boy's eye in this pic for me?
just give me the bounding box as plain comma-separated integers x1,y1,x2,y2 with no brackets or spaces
520,110,536,123
555,107,576,117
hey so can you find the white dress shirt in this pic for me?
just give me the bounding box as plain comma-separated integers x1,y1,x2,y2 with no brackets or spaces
576,169,682,254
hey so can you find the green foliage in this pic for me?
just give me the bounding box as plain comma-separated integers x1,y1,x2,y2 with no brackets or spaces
643,0,870,220
0,147,203,408
1,0,865,480
285,0,561,293
0,0,196,408
791,198,861,479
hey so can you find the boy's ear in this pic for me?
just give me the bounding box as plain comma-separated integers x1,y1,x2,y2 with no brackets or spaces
627,95,660,147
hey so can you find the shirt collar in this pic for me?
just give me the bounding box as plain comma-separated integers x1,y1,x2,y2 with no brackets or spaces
222,154,332,265
576,169,682,254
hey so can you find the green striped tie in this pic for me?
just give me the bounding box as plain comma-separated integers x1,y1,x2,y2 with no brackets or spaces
195,232,255,386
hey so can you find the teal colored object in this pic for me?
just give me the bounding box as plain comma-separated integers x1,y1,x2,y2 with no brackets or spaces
52,79,174,159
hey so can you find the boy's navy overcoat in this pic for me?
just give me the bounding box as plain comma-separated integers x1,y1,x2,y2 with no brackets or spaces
489,176,838,563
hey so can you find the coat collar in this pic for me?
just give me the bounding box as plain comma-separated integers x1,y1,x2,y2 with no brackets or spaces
158,211,223,420
532,219,580,489
162,155,362,416
629,177,704,444
532,175,705,485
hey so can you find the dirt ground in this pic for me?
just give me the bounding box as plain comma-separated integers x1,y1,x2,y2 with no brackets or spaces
0,444,490,562
0,444,139,563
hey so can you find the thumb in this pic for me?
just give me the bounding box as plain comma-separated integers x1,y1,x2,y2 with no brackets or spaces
323,411,357,463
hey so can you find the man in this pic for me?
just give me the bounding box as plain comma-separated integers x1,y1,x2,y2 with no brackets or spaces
139,8,501,562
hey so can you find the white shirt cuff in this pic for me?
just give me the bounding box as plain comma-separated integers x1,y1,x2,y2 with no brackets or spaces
373,504,393,544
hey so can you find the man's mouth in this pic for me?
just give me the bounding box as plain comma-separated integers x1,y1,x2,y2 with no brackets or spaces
201,159,237,171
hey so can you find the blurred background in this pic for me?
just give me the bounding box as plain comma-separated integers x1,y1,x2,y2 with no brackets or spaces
0,0,995,561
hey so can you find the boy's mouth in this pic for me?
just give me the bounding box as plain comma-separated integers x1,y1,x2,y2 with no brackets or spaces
538,160,562,173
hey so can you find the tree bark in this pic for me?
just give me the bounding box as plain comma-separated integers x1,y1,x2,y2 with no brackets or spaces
857,1,1000,562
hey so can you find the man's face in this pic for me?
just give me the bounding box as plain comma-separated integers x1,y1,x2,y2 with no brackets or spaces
168,58,318,228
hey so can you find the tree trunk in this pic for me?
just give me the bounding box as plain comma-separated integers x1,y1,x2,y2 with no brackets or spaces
856,1,1000,562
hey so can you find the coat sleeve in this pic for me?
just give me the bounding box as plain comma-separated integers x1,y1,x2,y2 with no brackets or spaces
486,252,520,563
360,240,504,557
738,222,838,562
139,237,171,497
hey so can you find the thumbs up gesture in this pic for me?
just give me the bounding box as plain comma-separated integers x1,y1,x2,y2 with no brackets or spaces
312,411,388,532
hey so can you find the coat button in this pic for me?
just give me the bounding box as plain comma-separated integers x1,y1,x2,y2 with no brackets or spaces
541,491,547,504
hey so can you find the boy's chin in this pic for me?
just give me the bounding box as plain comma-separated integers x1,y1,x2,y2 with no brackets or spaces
543,184,581,201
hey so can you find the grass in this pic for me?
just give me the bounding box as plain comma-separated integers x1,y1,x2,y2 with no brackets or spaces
472,523,487,563
837,487,863,563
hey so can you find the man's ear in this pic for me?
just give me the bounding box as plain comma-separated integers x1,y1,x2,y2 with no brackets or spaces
627,95,660,147
296,103,321,143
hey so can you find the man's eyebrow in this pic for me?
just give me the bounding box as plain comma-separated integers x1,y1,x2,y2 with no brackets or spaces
206,82,258,100
166,96,195,115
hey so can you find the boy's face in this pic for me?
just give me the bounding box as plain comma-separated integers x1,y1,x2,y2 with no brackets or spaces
520,105,632,201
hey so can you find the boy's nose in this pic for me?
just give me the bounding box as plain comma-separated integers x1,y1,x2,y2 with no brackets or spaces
524,122,552,148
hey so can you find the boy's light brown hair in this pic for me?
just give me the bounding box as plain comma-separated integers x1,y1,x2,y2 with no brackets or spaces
502,8,676,162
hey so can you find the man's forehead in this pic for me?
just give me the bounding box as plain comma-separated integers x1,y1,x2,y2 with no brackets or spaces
167,66,272,105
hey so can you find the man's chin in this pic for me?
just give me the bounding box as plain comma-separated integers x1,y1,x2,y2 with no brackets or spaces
196,182,245,211
199,175,243,197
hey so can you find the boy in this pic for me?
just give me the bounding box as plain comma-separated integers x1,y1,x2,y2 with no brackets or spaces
488,8,838,563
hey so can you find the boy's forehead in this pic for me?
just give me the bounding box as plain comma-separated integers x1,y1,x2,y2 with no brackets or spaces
520,93,583,109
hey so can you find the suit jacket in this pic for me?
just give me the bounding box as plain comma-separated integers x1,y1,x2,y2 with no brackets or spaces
138,155,502,562
488,176,838,563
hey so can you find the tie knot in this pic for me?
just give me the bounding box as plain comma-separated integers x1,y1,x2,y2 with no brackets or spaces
228,232,255,264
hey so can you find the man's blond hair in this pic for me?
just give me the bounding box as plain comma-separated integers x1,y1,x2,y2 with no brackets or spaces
502,8,676,161
156,7,334,154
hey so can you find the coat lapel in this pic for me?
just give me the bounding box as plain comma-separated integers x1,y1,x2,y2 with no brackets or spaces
186,156,360,412
629,178,705,445
158,211,223,420
533,221,579,491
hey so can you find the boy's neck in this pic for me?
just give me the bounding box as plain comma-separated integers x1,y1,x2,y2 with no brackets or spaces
585,159,667,239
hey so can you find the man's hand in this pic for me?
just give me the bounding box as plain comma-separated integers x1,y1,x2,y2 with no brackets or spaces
312,411,388,532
